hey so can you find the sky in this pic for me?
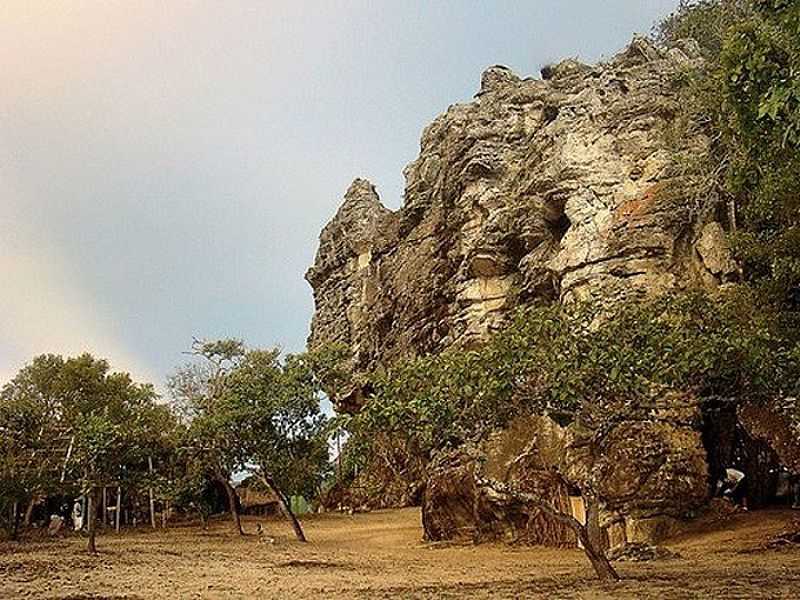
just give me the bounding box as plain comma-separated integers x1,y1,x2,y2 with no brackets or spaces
1,0,679,391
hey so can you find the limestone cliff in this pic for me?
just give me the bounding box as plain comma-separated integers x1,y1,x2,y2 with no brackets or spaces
306,38,740,545
307,38,737,405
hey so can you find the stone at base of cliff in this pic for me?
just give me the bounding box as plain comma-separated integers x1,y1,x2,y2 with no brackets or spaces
625,516,682,545
422,436,577,547
423,403,711,548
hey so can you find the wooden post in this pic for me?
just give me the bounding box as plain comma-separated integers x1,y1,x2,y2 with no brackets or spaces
10,502,19,541
23,496,37,527
148,456,156,529
115,487,122,533
101,487,107,527
86,489,97,553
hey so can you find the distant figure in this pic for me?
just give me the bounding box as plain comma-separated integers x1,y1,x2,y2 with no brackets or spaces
48,515,64,536
255,522,275,544
72,499,84,531
717,467,748,510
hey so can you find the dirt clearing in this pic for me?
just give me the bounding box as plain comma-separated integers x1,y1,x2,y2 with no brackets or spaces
1,508,799,599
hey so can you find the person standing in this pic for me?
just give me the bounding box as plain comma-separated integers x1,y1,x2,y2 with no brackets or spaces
717,467,748,511
72,498,84,531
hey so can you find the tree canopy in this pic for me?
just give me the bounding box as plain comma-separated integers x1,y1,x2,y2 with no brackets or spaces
658,0,800,334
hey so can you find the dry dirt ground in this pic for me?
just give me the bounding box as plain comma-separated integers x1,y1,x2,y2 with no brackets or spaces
1,507,799,599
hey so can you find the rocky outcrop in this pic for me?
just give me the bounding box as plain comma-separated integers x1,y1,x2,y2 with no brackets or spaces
423,417,576,547
739,400,800,473
307,38,737,545
422,392,709,548
307,37,737,393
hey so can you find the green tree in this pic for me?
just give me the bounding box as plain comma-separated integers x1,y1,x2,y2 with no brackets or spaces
658,0,800,336
170,340,331,541
1,353,168,551
223,349,331,542
0,355,70,539
170,339,249,535
58,356,163,552
350,291,797,581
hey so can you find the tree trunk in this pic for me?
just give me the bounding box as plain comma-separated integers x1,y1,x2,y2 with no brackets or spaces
87,489,97,553
584,495,606,555
216,474,244,535
10,502,20,541
478,476,619,582
102,487,107,527
580,495,616,581
115,487,122,533
260,473,307,543
576,524,619,581
23,496,37,527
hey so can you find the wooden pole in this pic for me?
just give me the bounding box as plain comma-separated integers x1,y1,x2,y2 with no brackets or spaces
115,487,121,533
23,496,37,527
11,502,19,541
86,489,97,553
148,456,156,529
101,487,107,527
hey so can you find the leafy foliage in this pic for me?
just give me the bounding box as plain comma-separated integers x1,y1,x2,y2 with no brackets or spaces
170,341,332,503
349,291,798,463
0,353,173,540
658,0,800,335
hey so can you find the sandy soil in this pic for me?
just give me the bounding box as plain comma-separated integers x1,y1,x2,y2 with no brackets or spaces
1,507,799,599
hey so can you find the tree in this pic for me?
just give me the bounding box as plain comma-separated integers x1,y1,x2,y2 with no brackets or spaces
348,290,797,581
1,353,168,551
657,0,800,338
170,340,331,541
0,393,55,540
224,349,330,542
0,355,72,538
169,339,249,535
58,356,163,552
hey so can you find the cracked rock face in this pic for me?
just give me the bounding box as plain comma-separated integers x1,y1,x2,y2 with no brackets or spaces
307,38,736,401
306,38,739,544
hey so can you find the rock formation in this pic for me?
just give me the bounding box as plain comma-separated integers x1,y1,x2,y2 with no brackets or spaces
307,38,740,545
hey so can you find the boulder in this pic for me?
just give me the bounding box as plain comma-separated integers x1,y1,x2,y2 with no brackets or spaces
422,425,577,547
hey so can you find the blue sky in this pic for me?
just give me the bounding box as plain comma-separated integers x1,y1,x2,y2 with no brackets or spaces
1,0,679,389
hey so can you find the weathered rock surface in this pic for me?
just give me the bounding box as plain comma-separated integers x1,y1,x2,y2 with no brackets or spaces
565,391,709,545
739,400,800,473
307,38,735,545
423,417,576,547
420,391,709,548
307,37,736,388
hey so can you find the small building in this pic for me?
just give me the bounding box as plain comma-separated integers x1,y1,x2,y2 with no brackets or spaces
236,482,279,516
